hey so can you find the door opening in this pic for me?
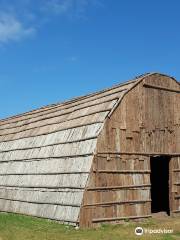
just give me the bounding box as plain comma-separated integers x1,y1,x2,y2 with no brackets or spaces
150,156,170,215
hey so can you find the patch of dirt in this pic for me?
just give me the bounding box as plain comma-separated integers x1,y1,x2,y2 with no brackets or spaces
152,211,169,218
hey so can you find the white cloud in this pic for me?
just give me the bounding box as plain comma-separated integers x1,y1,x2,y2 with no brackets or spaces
42,0,102,17
0,0,102,44
43,0,73,14
0,12,35,44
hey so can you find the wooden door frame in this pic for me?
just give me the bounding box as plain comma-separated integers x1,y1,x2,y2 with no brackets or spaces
169,157,173,215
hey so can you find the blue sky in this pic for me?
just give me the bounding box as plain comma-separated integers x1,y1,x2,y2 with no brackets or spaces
0,0,180,119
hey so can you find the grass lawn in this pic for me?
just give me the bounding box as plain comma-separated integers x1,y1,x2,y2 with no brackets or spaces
0,213,179,240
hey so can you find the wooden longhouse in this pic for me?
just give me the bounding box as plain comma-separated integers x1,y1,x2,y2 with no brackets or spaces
0,72,179,228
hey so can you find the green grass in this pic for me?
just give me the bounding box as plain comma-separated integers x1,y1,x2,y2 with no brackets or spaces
0,213,179,240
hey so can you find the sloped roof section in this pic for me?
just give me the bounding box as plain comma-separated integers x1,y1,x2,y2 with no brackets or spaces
0,75,145,224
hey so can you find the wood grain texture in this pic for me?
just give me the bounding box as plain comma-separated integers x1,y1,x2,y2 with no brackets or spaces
80,73,180,227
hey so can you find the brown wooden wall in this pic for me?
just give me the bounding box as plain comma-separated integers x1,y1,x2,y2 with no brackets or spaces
79,74,180,227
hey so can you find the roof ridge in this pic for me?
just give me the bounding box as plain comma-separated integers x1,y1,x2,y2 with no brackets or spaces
1,72,177,123
0,77,138,122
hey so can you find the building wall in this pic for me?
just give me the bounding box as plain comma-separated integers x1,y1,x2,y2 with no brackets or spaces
79,74,180,227
0,73,134,225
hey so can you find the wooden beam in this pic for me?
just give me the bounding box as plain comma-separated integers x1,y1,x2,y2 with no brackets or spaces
96,152,180,156
0,186,83,193
0,185,84,189
0,197,81,207
83,199,151,207
174,183,180,186
93,170,150,174
87,184,151,191
172,210,180,213
174,195,180,199
92,214,152,223
143,83,180,93
0,172,89,176
0,153,93,164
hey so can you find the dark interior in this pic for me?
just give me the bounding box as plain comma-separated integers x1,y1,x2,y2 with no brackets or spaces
150,156,170,215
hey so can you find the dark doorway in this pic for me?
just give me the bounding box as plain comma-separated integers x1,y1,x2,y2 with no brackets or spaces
150,156,170,215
